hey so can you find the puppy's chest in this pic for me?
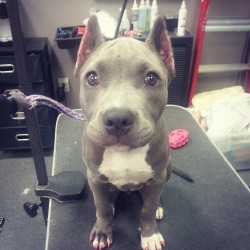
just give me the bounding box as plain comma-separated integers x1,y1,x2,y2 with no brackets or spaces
99,145,153,189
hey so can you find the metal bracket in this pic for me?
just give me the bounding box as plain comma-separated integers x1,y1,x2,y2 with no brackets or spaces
36,171,87,202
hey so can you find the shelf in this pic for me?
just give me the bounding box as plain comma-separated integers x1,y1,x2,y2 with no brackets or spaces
199,63,250,73
206,18,250,32
55,26,193,50
188,1,250,105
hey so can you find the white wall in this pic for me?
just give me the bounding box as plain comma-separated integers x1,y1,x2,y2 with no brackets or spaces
18,0,200,108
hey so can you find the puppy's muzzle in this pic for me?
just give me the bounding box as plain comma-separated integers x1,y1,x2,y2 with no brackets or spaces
102,108,135,136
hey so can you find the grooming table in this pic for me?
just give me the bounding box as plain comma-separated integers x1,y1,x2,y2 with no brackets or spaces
46,105,250,250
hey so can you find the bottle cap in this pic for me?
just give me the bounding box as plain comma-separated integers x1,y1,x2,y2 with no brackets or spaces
132,0,138,9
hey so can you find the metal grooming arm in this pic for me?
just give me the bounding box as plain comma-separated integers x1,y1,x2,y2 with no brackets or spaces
3,0,86,224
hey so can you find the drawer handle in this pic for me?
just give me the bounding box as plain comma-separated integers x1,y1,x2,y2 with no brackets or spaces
11,112,25,120
15,134,30,142
0,64,15,74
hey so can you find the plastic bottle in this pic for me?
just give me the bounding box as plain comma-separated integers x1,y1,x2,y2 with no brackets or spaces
138,0,146,35
150,0,158,28
177,0,187,36
131,0,139,34
145,0,151,33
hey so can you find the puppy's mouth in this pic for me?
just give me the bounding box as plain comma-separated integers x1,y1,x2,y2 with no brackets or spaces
101,133,137,148
88,124,154,149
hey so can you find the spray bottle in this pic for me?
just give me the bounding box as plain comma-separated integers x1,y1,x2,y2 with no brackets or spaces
177,0,187,36
150,0,158,28
138,0,146,35
131,0,139,34
145,0,151,33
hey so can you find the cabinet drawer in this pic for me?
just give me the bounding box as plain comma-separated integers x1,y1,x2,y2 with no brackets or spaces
0,126,54,149
0,54,43,83
0,81,49,96
0,106,53,128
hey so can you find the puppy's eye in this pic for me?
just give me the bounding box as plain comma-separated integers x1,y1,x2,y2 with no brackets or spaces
86,72,98,86
145,72,158,86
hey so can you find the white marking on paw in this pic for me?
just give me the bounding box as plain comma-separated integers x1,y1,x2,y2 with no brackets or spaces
93,236,101,248
141,232,165,250
98,241,105,249
156,206,164,220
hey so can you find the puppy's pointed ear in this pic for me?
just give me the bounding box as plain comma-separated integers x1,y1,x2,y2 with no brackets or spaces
146,17,175,81
74,15,104,77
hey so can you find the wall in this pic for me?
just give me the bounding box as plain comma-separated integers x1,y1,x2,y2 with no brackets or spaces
18,0,200,108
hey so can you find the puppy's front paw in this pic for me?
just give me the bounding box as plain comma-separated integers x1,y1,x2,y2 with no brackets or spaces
89,221,113,249
141,232,165,250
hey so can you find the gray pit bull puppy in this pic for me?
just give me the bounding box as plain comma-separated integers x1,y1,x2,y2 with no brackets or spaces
75,15,175,250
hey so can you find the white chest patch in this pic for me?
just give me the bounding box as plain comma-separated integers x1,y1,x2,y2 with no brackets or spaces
99,144,153,189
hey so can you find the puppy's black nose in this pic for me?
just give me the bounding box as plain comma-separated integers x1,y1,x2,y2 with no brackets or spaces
102,108,135,136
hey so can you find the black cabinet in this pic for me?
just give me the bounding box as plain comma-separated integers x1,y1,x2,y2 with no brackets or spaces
0,38,56,149
168,33,193,107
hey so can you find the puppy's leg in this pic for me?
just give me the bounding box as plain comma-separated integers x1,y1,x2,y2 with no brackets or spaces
155,158,171,221
139,183,166,250
89,181,117,249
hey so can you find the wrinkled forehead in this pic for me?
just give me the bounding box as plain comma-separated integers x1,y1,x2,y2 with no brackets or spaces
81,38,167,77
101,38,149,57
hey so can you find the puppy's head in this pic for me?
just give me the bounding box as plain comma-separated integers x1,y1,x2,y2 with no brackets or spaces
75,15,175,148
